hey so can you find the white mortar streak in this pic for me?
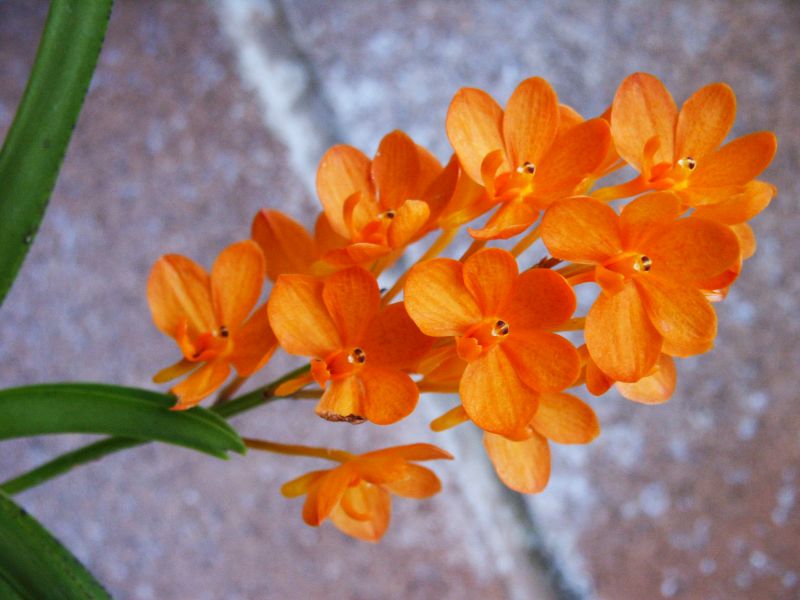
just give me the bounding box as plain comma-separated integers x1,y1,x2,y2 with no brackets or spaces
213,0,334,195
214,3,559,597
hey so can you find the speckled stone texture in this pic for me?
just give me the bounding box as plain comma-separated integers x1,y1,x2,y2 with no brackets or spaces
1,1,798,599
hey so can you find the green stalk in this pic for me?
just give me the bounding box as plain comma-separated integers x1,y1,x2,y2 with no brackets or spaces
0,0,113,305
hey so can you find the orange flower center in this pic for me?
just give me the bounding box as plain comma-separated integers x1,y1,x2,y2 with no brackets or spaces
456,319,510,361
357,211,395,245
491,162,537,204
311,347,367,386
179,324,233,362
603,252,652,278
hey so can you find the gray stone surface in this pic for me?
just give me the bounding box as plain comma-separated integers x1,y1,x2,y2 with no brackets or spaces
1,1,798,599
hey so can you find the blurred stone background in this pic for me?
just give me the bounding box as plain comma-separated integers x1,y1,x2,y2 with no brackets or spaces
0,1,797,599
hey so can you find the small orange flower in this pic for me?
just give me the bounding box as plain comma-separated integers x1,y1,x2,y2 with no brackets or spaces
445,77,610,239
541,193,740,381
597,72,777,205
483,392,599,493
282,444,453,542
147,241,276,409
267,266,432,424
404,248,580,437
315,130,444,266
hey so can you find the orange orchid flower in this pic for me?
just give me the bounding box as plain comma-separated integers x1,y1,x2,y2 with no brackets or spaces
282,444,452,542
267,266,432,424
404,248,580,437
483,392,600,493
147,240,277,409
596,72,777,205
315,130,444,267
445,77,611,239
541,193,741,382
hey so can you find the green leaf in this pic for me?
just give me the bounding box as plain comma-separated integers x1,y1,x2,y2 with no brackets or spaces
0,0,113,306
0,489,111,598
0,383,245,459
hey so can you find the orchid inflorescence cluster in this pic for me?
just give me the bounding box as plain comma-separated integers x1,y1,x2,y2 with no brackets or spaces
147,73,777,542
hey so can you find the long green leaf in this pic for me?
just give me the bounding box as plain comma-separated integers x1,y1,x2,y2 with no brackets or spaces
1,366,310,495
0,489,111,598
0,0,113,306
0,383,245,458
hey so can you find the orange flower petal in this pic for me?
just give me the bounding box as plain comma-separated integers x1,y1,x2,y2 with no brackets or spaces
281,470,327,498
252,209,316,280
643,217,741,283
467,201,538,240
268,274,341,357
170,360,231,409
585,281,662,382
616,353,676,404
635,275,716,357
502,268,577,331
230,303,277,376
372,130,420,210
611,72,677,171
483,430,550,494
531,392,600,444
314,212,349,255
460,346,538,436
153,358,196,384
557,103,584,131
690,132,777,187
581,345,614,396
313,464,357,525
329,483,391,542
316,376,365,423
316,145,374,237
363,443,454,463
691,181,775,225
534,118,611,203
618,191,684,248
430,405,470,432
439,167,494,229
541,196,622,263
322,267,380,346
732,223,756,260
387,199,430,248
503,77,559,169
361,303,432,370
675,83,736,161
502,331,580,393
404,258,482,336
360,367,419,425
147,254,215,338
462,248,518,316
321,242,390,268
421,155,460,225
446,87,508,183
384,464,442,498
211,240,265,332
416,144,444,193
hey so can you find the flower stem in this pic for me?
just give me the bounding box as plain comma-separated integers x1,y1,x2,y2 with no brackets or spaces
510,225,540,257
460,238,486,261
242,438,353,463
